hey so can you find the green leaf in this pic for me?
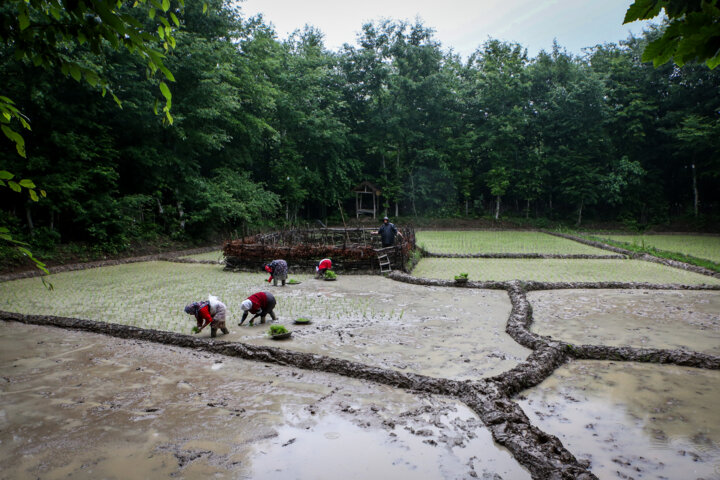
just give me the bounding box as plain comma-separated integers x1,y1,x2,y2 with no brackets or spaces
40,190,47,197
159,81,172,102
19,178,35,188
203,2,208,14
170,12,180,27
29,189,39,202
69,64,82,82
18,13,30,30
158,25,165,40
149,7,156,19
162,0,170,12
0,171,13,180
8,181,21,192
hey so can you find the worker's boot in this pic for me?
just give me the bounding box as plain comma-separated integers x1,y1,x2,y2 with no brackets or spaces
210,327,217,338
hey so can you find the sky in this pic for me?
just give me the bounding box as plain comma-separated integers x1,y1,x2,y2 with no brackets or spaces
236,0,656,59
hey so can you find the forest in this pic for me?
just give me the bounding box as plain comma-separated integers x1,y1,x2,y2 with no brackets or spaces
1,0,719,259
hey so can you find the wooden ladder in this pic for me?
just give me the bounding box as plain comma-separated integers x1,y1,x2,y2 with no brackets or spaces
376,248,392,273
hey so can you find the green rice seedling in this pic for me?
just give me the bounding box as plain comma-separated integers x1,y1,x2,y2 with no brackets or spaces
596,234,720,264
269,324,288,335
415,231,606,255
412,258,720,285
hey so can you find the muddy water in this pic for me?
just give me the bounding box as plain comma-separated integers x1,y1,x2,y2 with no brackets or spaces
0,322,529,480
227,275,530,380
517,360,720,479
528,289,720,354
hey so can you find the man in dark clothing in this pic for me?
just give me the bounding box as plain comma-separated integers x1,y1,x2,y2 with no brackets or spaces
374,216,402,247
239,291,277,326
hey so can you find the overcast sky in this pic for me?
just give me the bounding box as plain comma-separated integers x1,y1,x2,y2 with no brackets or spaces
236,0,656,59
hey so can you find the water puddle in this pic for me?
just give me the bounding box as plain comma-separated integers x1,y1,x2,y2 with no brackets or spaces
528,289,720,354
517,360,720,479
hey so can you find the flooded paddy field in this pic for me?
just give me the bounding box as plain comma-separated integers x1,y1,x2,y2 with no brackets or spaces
412,258,720,284
416,230,608,255
517,360,720,479
528,289,720,354
0,263,529,380
0,323,529,480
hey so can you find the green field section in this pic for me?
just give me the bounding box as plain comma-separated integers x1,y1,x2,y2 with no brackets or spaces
415,231,608,255
412,258,720,284
597,234,720,263
178,250,225,261
0,263,410,333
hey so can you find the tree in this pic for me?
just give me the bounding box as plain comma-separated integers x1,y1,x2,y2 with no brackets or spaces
625,0,720,68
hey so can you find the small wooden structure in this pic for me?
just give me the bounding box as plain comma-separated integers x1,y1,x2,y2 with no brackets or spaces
353,181,380,219
223,226,415,274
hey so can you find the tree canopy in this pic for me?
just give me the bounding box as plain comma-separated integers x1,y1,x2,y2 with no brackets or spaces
1,0,719,265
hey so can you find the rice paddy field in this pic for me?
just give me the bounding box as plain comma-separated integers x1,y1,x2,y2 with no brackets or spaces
412,257,720,284
178,250,225,261
415,230,608,254
3,229,720,479
595,234,720,263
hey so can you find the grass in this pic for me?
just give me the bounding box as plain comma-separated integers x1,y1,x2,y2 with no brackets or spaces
412,258,720,284
416,231,608,255
0,262,403,332
590,234,720,266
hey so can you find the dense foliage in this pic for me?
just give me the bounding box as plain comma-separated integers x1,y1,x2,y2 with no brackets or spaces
2,0,720,257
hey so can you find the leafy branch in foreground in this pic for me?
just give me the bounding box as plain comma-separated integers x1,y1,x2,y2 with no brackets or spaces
624,0,720,68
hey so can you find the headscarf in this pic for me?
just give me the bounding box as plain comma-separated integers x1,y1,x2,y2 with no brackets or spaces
241,299,253,311
184,302,201,315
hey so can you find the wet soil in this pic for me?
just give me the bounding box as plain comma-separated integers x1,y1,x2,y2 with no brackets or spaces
529,289,720,355
228,275,529,380
517,360,720,479
0,323,529,480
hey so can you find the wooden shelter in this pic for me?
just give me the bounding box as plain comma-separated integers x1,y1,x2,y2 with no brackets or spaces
353,181,380,219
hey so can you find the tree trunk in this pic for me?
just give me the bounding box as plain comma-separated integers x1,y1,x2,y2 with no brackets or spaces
156,197,164,215
691,162,699,217
26,205,34,232
525,199,530,219
465,199,469,216
410,174,417,217
177,201,185,230
494,195,501,220
394,202,398,217
576,198,584,227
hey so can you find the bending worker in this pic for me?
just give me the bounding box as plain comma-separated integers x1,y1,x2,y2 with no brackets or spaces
263,259,288,286
315,258,332,279
185,295,229,337
239,291,277,326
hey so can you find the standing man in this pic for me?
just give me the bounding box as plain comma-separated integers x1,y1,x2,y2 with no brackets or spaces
374,216,402,247
239,291,277,326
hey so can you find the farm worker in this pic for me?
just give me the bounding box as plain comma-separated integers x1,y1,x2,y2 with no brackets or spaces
185,295,229,338
263,259,288,286
373,216,402,248
239,291,277,326
315,258,332,278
